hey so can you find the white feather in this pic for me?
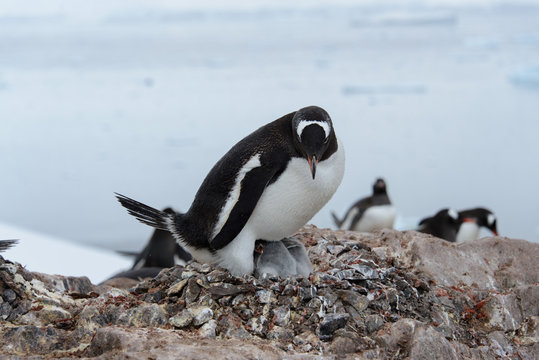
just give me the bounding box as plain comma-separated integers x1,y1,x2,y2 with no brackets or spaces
456,222,480,243
296,120,330,138
218,140,345,275
211,154,262,239
353,205,396,232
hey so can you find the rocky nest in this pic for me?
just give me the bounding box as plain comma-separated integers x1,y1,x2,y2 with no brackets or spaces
1,226,538,359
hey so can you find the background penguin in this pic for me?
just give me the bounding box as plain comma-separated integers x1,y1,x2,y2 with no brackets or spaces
0,239,18,252
118,208,193,270
417,208,462,242
456,207,498,242
116,105,345,276
331,178,396,232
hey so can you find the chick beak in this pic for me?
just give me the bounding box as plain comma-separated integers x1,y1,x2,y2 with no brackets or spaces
491,230,499,236
307,155,318,179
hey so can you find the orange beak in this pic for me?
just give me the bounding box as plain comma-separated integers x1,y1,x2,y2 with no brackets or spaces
307,155,318,179
462,218,476,223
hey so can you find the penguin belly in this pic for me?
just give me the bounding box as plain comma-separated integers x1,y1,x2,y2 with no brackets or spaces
456,222,480,242
217,145,344,275
354,205,396,232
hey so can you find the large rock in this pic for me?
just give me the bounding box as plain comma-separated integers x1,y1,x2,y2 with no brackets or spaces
1,226,538,359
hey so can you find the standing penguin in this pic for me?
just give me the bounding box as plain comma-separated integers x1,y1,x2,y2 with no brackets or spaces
331,178,396,232
456,207,498,242
417,208,462,242
116,106,345,276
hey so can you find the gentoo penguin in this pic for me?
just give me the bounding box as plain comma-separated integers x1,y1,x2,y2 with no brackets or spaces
331,178,396,232
254,237,313,278
121,208,193,269
0,239,18,252
116,106,345,276
456,207,498,242
417,208,462,242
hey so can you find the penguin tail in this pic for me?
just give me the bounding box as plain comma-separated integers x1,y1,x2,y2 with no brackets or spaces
0,239,18,252
115,193,172,231
330,212,342,229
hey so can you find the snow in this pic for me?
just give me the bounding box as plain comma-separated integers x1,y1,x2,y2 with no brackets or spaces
0,0,538,260
0,223,132,284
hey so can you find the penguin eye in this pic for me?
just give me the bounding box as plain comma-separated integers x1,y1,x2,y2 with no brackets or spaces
323,136,329,144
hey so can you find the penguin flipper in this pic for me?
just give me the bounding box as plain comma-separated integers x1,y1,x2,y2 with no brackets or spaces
210,165,278,250
330,212,343,229
175,243,193,262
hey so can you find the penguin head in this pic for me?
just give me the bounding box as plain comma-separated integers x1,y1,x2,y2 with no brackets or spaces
373,178,387,194
476,208,498,236
292,106,334,179
459,207,498,236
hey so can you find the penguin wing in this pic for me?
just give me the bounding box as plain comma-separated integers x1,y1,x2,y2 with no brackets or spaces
209,164,279,250
347,197,372,229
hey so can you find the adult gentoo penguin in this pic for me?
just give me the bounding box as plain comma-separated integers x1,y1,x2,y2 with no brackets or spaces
456,207,498,242
116,106,345,276
331,178,396,232
417,208,461,242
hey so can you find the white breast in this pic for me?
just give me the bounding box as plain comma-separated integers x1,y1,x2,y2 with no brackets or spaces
248,141,345,240
216,141,345,275
456,222,480,243
354,204,396,232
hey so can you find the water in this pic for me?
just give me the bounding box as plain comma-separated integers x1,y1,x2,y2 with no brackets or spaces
1,1,538,253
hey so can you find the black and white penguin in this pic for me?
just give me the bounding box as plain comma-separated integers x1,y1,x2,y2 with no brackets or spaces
456,207,498,242
0,239,18,252
331,178,396,232
116,106,345,276
119,208,193,269
417,208,461,242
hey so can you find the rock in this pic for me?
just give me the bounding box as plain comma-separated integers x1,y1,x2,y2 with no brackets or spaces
337,289,370,312
318,313,350,340
247,316,268,337
169,310,194,328
365,314,384,334
192,306,213,326
118,303,167,328
1,226,538,359
267,326,294,341
483,293,523,331
198,319,217,339
271,305,290,327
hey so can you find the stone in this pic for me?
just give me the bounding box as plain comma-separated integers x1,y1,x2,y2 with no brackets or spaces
267,326,294,341
318,313,350,340
483,293,523,331
247,316,268,336
337,290,370,312
169,310,194,328
192,307,213,326
272,305,290,327
365,314,384,334
117,303,167,328
198,319,217,339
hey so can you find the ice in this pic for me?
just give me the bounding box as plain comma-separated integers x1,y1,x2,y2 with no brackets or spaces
351,10,457,27
0,222,132,284
510,66,539,90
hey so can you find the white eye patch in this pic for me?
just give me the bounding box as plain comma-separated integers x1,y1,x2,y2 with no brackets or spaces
296,120,330,139
448,209,458,220
487,213,496,226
